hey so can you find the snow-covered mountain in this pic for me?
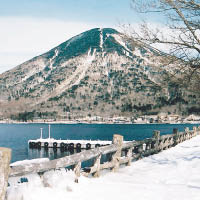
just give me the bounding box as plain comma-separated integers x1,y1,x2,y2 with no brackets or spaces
0,28,198,120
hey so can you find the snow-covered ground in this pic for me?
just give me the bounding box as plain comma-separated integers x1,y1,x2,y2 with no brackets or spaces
7,136,200,200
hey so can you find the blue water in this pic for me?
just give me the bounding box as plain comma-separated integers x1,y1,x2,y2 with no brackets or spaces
0,123,198,163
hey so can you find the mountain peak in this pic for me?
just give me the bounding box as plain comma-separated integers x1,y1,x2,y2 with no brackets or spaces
43,27,121,64
0,27,194,120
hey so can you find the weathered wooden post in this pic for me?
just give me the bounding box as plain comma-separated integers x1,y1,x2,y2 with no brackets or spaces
169,136,173,148
74,161,81,183
111,134,123,172
153,130,160,152
184,127,189,140
163,138,168,150
0,147,11,200
193,126,197,137
92,154,101,177
173,128,179,145
198,126,200,135
126,147,133,166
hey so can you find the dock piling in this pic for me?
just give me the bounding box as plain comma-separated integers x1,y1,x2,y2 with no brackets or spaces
40,128,43,139
48,124,51,139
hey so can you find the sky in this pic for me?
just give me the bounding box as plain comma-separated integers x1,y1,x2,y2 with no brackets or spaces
0,0,161,74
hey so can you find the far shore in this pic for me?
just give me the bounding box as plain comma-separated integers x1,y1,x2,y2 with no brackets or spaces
0,120,200,125
1,114,200,125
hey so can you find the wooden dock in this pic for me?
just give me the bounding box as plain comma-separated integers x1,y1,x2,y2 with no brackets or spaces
28,125,128,150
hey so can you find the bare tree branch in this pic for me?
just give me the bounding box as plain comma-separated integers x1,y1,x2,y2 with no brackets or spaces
126,0,200,92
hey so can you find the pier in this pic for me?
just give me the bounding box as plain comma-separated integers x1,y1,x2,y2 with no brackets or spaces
28,125,114,150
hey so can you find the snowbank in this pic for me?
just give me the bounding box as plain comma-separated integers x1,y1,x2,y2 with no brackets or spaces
10,158,49,167
7,136,200,200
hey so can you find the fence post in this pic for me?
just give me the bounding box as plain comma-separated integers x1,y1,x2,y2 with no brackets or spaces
126,147,133,166
93,154,101,178
173,128,179,145
74,161,81,183
111,134,123,172
153,130,160,152
184,127,189,140
0,147,11,200
193,126,197,137
198,126,200,135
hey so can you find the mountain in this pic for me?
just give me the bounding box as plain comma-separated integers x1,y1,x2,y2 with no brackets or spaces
0,28,199,121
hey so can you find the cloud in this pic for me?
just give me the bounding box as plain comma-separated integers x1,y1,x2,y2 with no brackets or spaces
0,17,114,74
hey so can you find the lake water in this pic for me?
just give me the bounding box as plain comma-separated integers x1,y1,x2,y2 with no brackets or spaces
0,123,198,163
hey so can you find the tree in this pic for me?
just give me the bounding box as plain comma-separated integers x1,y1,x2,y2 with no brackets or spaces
126,0,200,90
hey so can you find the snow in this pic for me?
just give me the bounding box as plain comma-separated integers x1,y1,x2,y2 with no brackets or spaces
86,48,96,64
50,48,96,97
49,49,59,70
10,158,49,167
99,28,103,49
20,58,46,83
7,136,200,200
113,34,131,55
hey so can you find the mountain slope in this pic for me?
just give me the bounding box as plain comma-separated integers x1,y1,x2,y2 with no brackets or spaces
0,28,199,120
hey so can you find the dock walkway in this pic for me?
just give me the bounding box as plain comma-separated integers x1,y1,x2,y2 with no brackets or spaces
28,125,128,150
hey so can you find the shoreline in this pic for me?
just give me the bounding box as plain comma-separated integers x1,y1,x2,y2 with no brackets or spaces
0,121,200,125
1,114,200,125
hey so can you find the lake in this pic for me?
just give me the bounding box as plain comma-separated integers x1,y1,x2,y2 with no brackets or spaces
0,123,198,163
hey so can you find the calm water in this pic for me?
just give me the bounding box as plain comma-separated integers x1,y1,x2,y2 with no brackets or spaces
0,123,198,163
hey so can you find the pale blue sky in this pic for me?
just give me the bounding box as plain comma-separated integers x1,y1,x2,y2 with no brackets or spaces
0,0,162,73
1,0,141,23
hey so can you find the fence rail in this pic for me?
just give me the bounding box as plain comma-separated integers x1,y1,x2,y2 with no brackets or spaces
0,126,199,199
9,126,200,178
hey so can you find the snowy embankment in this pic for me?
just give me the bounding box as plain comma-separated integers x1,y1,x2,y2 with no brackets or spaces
7,136,200,200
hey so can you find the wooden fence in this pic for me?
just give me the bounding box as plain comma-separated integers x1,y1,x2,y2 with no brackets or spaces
0,148,11,200
0,126,200,199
